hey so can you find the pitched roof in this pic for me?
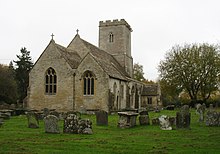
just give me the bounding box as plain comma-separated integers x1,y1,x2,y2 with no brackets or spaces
80,38,130,80
54,35,130,80
55,43,81,69
142,84,159,96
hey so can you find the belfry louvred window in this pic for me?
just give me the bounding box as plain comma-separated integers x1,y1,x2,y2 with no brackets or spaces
45,67,57,95
83,71,94,96
109,32,114,43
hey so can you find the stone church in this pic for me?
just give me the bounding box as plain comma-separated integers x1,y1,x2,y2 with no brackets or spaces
27,19,161,112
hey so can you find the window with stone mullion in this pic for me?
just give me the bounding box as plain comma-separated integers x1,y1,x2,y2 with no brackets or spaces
83,72,94,96
45,68,57,95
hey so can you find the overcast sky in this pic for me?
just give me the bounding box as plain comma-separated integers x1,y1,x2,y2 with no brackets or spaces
1,0,220,81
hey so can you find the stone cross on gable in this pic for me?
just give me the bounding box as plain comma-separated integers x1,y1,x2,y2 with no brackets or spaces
51,33,54,40
76,29,79,35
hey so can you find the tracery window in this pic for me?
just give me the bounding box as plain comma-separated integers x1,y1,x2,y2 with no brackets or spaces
109,32,114,43
45,67,57,95
83,71,95,96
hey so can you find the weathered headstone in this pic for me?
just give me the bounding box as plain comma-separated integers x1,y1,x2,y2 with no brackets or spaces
196,103,206,122
176,105,191,129
63,113,93,134
27,112,39,128
44,115,60,134
206,111,220,126
139,111,150,125
78,119,93,134
159,115,172,130
95,110,108,126
63,113,79,134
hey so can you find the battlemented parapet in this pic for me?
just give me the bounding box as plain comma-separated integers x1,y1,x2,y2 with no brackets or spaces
99,19,132,32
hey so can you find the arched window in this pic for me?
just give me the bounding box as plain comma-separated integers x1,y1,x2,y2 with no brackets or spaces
45,67,57,95
83,71,95,96
109,32,114,43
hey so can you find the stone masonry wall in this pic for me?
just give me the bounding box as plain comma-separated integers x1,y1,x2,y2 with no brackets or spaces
99,19,133,77
27,41,74,112
75,54,109,112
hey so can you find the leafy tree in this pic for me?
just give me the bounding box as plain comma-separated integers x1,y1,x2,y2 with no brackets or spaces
0,64,18,103
14,47,33,102
158,43,220,105
133,63,146,81
159,78,181,106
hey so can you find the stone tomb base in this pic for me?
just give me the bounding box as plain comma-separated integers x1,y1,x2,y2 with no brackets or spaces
118,112,139,128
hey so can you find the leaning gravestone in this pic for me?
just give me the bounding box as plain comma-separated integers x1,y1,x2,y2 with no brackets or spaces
95,110,108,126
159,115,172,130
176,105,191,129
139,111,150,125
27,112,39,128
44,115,60,134
206,111,220,126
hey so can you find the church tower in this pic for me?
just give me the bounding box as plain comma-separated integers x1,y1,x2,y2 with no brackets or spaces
99,19,133,77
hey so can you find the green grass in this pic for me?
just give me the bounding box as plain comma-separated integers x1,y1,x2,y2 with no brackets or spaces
0,110,220,154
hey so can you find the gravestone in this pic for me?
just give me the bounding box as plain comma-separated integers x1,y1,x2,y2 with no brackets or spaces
159,115,172,130
44,115,60,134
78,119,93,134
95,110,108,126
63,113,93,134
27,112,39,128
206,111,220,126
176,105,191,129
63,113,79,134
139,111,150,125
196,103,206,122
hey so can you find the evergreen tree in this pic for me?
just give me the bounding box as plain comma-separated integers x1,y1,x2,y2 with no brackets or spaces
0,64,17,104
14,47,33,102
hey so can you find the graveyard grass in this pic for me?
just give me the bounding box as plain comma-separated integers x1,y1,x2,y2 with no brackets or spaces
0,110,220,154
